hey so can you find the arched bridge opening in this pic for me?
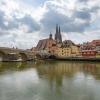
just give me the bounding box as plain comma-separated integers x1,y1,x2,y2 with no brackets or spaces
36,53,42,59
0,51,6,61
19,53,28,61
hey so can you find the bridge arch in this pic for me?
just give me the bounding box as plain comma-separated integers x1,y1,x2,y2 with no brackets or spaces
19,52,28,61
0,51,6,61
36,53,42,59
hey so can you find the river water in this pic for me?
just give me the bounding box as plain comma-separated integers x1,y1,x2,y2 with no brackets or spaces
0,61,100,100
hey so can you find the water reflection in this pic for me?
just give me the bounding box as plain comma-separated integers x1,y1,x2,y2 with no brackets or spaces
0,61,100,100
35,61,100,80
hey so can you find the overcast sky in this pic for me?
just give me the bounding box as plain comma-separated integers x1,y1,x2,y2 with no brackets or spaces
0,0,100,49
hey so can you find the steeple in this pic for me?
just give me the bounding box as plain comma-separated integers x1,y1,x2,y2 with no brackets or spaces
59,26,61,34
49,32,52,39
55,24,58,41
55,24,62,43
56,24,59,34
58,26,62,42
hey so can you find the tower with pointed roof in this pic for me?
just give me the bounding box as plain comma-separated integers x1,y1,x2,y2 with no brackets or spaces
49,33,52,40
55,24,62,43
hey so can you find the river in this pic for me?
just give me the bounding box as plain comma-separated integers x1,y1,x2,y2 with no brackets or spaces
0,61,100,100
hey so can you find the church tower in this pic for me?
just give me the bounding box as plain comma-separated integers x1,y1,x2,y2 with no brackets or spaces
49,33,52,39
55,24,62,43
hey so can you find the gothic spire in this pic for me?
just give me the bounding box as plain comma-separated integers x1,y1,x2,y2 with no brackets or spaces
55,24,58,40
55,24,62,43
56,24,59,34
49,32,52,39
58,25,62,42
59,26,61,34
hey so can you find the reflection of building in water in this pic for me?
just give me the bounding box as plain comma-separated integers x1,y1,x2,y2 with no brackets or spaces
81,63,100,80
35,61,100,90
36,62,80,91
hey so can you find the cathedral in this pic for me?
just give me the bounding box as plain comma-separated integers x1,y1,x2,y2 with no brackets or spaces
35,25,80,57
55,24,62,43
35,24,62,51
31,25,100,58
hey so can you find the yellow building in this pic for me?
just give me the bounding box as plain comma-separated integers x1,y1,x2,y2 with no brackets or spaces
55,40,80,58
56,46,80,57
71,45,80,57
56,47,72,57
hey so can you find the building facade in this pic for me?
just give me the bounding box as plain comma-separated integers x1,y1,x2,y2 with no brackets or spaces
55,40,80,57
34,25,81,58
80,42,96,58
56,47,72,57
71,45,80,57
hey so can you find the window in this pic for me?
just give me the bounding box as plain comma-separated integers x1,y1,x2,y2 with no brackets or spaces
49,51,51,53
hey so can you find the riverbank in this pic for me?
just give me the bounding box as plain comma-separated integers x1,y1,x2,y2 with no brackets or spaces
40,56,100,62
0,57,100,62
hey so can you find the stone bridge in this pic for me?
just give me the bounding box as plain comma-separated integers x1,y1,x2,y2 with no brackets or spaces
0,47,35,61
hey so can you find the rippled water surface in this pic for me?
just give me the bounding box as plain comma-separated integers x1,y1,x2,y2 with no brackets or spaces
0,61,100,100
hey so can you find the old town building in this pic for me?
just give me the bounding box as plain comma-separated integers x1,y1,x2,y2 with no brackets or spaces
55,40,80,57
34,25,83,58
55,47,72,57
35,33,57,55
71,45,80,57
80,40,100,58
80,42,96,58
91,40,100,58
91,40,100,52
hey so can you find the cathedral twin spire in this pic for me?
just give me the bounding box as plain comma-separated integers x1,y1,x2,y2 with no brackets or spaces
49,24,62,43
55,24,62,43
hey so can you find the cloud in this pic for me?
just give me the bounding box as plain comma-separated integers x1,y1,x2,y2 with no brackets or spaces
17,15,41,33
78,0,89,3
0,0,100,49
0,11,6,30
0,30,9,36
40,5,91,35
0,10,40,33
73,10,91,20
20,0,47,7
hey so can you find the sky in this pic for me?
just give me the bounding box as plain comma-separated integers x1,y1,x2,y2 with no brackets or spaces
0,0,100,49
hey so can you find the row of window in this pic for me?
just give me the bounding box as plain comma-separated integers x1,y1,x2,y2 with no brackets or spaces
59,53,70,56
82,52,95,55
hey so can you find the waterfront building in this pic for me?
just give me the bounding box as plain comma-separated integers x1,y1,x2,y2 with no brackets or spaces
63,40,80,57
91,40,100,45
91,40,100,58
81,50,96,58
56,47,72,57
55,40,80,57
34,25,81,58
71,45,81,57
35,33,56,55
91,40,100,52
80,40,100,58
80,42,96,58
